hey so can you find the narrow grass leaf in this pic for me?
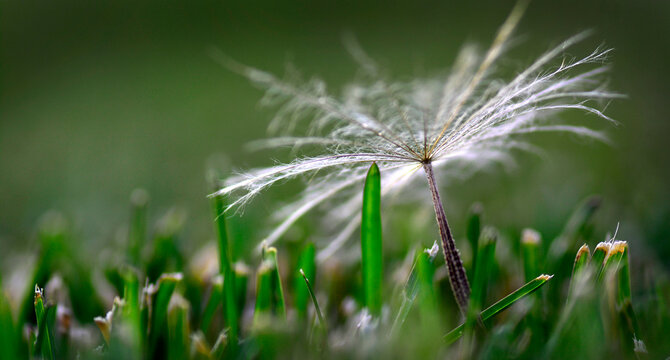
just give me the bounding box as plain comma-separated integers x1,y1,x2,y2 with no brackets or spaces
254,261,274,325
121,267,143,355
614,242,644,354
300,268,326,330
211,193,239,343
34,286,55,360
470,227,498,313
466,203,483,278
128,189,149,266
361,162,382,316
262,246,287,319
444,274,553,345
462,227,497,356
567,244,590,301
149,273,182,356
168,295,191,360
591,242,610,279
200,276,223,333
390,242,439,336
295,243,316,318
416,244,439,324
234,263,250,317
617,242,632,305
599,241,625,282
0,287,19,360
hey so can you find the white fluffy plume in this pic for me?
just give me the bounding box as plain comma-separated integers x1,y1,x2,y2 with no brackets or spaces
211,8,619,260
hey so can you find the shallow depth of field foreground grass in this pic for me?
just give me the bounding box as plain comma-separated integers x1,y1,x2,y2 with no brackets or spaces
2,1,670,359
1,180,669,359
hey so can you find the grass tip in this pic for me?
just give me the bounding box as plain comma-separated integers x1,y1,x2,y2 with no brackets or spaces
130,188,149,207
610,240,628,253
604,240,627,261
537,274,554,281
159,272,184,282
521,228,541,245
234,262,251,275
576,244,590,258
595,242,611,252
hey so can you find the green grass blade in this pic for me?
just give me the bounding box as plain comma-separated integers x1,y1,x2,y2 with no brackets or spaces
148,273,182,356
128,189,149,266
613,242,644,354
146,209,186,282
168,295,191,360
34,286,55,360
591,241,610,279
27,327,36,359
521,229,541,282
469,227,497,315
20,215,66,326
617,242,632,304
567,244,590,302
121,267,143,355
262,246,286,319
254,261,274,325
211,193,239,344
200,276,223,333
599,241,625,282
390,242,439,336
480,274,553,323
466,203,483,278
299,268,326,330
0,285,19,360
361,162,382,316
462,227,497,356
234,263,250,318
211,330,228,360
416,244,439,324
444,274,553,345
295,243,316,318
0,271,17,357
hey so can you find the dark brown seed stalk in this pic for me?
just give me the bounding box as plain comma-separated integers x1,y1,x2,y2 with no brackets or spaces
423,161,471,313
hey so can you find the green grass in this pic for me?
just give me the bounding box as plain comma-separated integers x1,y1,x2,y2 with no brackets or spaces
0,171,668,359
211,192,239,346
361,163,382,317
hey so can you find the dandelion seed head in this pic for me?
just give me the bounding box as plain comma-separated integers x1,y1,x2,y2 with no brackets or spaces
210,13,619,258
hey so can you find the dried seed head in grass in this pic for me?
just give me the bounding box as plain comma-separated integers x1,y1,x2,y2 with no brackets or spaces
211,1,618,311
213,16,617,256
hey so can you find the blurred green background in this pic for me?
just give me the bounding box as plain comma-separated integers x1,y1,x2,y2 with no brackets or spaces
1,0,669,269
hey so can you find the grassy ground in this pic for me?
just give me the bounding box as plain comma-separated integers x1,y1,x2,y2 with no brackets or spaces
1,165,669,359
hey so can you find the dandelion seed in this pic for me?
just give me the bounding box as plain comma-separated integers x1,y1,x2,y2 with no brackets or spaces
211,2,619,312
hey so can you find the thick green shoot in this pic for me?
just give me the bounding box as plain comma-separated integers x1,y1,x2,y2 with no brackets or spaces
361,162,382,316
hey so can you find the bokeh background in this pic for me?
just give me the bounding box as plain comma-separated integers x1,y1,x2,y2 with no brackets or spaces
1,1,669,271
